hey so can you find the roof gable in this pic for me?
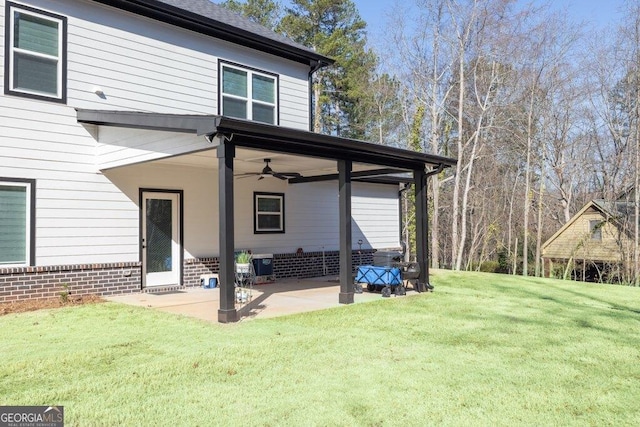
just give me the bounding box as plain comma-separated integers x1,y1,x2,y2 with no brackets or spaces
542,199,637,252
542,201,608,251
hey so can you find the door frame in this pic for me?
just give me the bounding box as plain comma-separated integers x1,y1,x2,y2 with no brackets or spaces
139,188,184,289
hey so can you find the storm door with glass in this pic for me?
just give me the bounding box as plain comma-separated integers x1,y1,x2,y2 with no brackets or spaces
142,191,181,287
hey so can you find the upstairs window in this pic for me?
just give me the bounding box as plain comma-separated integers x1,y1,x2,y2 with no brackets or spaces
5,2,67,102
590,220,602,241
254,192,284,233
0,178,35,267
221,62,277,124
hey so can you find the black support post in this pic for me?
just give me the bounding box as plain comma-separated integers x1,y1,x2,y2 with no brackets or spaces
338,159,354,304
217,139,238,323
414,168,429,291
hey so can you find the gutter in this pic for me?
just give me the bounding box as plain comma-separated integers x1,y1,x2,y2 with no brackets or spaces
425,162,447,180
397,162,447,260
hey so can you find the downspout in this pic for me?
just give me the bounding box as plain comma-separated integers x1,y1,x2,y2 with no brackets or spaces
426,163,446,179
399,162,445,265
308,60,326,132
422,163,447,288
399,183,412,262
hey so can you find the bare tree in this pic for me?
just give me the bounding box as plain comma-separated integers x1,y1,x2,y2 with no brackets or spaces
388,0,456,267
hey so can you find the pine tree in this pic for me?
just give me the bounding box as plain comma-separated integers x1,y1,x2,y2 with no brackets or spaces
278,0,377,139
220,0,281,30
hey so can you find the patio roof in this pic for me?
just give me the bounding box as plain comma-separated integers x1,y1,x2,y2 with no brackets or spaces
77,109,456,322
76,110,457,172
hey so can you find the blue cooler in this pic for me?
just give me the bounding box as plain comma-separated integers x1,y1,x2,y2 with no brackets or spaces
252,254,275,284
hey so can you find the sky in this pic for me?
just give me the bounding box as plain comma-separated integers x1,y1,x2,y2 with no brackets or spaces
349,0,626,42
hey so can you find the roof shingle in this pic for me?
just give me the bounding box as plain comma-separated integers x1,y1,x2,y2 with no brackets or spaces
156,0,313,53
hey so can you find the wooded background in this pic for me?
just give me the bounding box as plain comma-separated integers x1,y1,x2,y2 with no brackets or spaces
220,0,640,283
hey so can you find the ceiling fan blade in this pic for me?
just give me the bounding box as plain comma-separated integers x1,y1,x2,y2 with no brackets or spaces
235,172,258,177
241,159,303,181
272,172,289,180
280,172,302,178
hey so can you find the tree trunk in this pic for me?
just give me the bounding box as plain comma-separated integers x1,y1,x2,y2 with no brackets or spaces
313,82,322,133
455,128,480,270
534,175,544,277
522,90,535,277
451,53,464,269
507,169,519,274
429,81,441,268
635,11,640,285
513,237,518,275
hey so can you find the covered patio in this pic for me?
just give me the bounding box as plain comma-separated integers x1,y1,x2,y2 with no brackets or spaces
106,276,405,322
77,110,456,323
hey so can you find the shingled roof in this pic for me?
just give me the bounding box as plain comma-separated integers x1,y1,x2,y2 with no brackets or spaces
90,0,334,67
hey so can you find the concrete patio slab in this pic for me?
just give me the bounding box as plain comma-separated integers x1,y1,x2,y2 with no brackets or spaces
105,277,413,322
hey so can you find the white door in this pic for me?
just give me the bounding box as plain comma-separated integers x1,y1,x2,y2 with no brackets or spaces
142,192,180,287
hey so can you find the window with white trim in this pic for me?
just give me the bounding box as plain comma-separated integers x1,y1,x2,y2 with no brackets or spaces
221,62,277,124
254,192,284,233
5,2,67,102
0,179,35,266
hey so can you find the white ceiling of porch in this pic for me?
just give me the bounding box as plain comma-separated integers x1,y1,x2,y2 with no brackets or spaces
153,147,399,178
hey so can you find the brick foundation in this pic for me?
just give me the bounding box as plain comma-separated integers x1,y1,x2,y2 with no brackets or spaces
0,262,141,304
1,250,378,304
182,249,376,286
183,257,220,287
273,250,375,279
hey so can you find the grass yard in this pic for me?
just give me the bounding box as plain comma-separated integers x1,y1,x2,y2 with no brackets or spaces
1,270,640,426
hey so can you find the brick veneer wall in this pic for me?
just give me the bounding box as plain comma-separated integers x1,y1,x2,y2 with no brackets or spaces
0,250,379,304
273,250,375,279
183,250,376,286
183,257,220,287
0,262,141,304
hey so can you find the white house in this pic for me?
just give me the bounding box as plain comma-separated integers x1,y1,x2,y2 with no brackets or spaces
0,0,455,321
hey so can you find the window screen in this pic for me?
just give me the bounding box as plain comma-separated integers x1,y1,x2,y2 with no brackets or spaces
6,3,66,101
221,63,277,124
254,193,284,233
0,182,32,265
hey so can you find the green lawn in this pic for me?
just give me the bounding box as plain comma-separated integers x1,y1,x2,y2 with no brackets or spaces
2,270,640,426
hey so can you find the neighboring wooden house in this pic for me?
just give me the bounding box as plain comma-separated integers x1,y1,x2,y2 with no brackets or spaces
541,200,635,282
0,0,456,321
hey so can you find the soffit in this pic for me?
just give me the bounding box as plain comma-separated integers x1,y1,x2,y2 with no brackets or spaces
77,110,457,173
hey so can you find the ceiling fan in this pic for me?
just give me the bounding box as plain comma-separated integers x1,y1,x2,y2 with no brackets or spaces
238,158,302,181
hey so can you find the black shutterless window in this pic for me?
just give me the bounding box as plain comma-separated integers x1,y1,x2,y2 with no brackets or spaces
5,2,67,103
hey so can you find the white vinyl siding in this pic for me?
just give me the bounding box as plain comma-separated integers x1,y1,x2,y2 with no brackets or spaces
234,181,401,254
0,0,310,119
0,0,340,269
0,98,139,266
5,2,66,101
104,165,401,258
51,0,308,126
